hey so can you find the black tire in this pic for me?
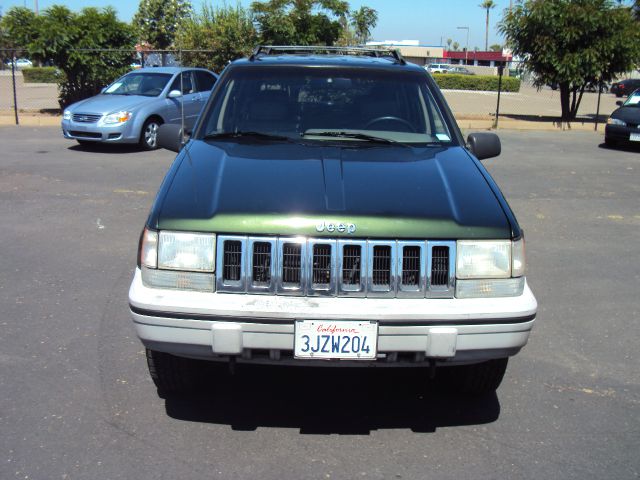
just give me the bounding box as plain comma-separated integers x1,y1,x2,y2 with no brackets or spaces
146,348,200,394
139,117,163,150
605,137,618,148
442,358,509,395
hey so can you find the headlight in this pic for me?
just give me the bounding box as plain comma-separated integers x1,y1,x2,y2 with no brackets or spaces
63,110,71,120
455,238,526,298
139,229,216,291
102,111,131,124
158,231,215,272
607,118,626,126
456,240,511,279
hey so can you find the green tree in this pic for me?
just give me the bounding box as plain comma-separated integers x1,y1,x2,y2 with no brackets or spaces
489,43,502,52
500,0,640,121
251,0,349,45
479,0,496,51
133,0,192,53
446,38,452,49
176,3,257,73
350,6,378,44
452,41,459,51
2,5,135,108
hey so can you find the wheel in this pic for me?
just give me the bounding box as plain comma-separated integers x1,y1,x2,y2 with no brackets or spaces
139,118,162,150
145,348,200,394
364,116,416,132
441,358,509,395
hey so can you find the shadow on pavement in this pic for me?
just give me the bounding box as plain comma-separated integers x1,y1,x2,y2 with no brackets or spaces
598,142,640,153
164,364,501,434
67,142,146,155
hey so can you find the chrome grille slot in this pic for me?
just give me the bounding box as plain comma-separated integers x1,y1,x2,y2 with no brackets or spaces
252,242,272,284
215,236,247,292
367,241,396,297
223,241,243,281
402,246,420,286
342,245,362,285
372,246,391,285
282,244,302,285
427,241,456,298
312,244,331,285
431,246,449,286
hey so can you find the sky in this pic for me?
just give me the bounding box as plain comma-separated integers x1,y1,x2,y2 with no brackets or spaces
0,0,635,50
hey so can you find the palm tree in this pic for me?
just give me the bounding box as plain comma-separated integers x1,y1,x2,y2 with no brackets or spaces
350,6,378,44
447,38,452,50
479,0,496,51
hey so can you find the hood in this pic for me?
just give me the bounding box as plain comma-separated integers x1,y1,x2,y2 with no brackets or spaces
152,140,513,239
70,94,154,114
611,106,640,124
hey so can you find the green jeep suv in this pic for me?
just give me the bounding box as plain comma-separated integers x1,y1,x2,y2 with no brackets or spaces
129,46,537,395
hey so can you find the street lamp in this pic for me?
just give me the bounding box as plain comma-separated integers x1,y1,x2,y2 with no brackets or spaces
457,26,469,65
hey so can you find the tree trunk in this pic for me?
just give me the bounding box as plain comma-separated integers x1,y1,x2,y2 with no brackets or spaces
559,82,575,121
485,10,490,51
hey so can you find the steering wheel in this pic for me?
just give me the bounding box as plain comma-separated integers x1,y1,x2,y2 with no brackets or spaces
364,116,416,132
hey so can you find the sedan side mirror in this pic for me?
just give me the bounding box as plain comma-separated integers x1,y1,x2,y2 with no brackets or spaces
167,89,182,98
467,132,501,160
616,101,623,107
157,123,186,153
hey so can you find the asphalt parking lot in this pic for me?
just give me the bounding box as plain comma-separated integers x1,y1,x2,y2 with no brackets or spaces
0,127,638,480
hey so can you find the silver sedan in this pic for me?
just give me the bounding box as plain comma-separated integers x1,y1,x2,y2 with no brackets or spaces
61,67,218,149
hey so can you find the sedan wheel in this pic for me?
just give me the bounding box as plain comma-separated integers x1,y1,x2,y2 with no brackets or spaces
140,119,162,150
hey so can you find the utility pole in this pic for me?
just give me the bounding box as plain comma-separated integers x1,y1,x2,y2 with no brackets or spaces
34,0,39,15
457,26,469,65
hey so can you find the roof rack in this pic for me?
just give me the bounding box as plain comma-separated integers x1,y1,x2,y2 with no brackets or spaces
249,45,406,65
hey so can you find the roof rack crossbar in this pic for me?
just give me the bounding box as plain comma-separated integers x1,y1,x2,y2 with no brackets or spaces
249,45,406,65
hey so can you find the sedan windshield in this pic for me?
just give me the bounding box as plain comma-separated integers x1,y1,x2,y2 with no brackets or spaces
200,66,453,145
103,72,172,97
623,91,640,107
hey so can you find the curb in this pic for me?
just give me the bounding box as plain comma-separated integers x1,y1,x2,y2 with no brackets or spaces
0,114,607,133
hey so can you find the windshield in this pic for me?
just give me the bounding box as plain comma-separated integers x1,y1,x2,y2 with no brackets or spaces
200,67,453,145
623,91,640,107
103,72,172,97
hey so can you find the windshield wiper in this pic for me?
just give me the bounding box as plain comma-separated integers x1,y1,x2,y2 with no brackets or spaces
301,130,406,146
203,131,293,142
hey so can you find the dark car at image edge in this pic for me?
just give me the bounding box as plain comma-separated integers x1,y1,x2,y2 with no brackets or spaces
129,46,537,397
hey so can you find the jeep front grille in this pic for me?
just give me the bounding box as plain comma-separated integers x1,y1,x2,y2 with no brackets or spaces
216,236,455,297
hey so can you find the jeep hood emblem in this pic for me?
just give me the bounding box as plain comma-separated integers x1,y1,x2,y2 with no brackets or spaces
316,221,356,234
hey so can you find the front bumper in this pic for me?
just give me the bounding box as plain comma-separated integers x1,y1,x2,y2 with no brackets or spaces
61,119,139,144
128,268,537,366
605,124,640,144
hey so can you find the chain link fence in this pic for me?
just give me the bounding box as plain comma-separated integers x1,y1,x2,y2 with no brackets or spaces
0,50,625,129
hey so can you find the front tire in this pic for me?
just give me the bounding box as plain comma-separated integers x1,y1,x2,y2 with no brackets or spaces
139,118,162,150
441,358,509,395
146,348,200,394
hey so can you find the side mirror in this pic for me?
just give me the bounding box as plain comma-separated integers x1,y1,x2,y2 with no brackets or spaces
157,123,186,153
467,132,501,160
100,87,107,94
167,89,182,98
616,101,623,107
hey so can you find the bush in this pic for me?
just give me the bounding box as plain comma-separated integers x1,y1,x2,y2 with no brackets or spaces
21,67,61,83
432,74,521,92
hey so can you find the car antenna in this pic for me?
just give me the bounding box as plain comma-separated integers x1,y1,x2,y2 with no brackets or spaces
179,49,185,148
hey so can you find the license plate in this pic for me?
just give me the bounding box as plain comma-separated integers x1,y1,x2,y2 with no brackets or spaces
294,320,377,360
630,133,640,142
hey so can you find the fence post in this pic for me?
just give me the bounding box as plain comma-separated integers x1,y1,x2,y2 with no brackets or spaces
493,65,504,129
594,81,602,132
11,51,19,126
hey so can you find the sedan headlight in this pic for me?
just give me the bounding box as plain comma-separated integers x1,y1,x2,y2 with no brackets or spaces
455,238,526,298
102,111,131,125
63,110,71,120
139,228,216,292
607,118,626,126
